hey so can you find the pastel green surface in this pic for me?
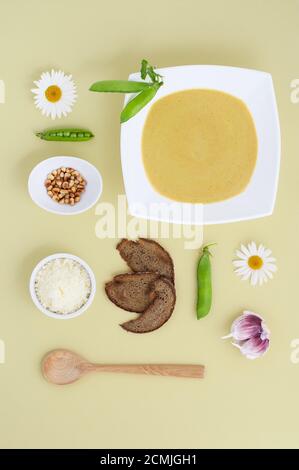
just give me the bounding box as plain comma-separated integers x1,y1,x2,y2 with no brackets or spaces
1,0,299,449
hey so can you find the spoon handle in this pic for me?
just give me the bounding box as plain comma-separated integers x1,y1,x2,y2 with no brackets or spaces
86,363,204,379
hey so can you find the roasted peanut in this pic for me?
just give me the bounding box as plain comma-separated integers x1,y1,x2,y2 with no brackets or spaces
45,167,87,206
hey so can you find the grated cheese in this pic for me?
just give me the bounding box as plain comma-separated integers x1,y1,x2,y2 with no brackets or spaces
35,258,91,314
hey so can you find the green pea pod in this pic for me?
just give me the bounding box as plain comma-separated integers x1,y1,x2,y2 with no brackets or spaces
36,128,94,142
89,80,151,93
196,244,215,319
120,83,160,123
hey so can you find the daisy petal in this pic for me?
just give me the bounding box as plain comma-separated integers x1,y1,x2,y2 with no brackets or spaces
249,241,257,254
236,249,248,260
241,244,250,257
250,270,259,286
264,257,276,264
264,269,273,279
235,266,250,275
259,271,267,286
241,270,252,281
263,248,272,257
265,263,277,272
233,260,247,267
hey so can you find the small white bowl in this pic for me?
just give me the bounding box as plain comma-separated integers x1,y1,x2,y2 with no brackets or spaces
28,156,103,215
29,253,96,319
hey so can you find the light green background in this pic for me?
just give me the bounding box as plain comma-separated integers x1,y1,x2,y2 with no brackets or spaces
1,0,299,449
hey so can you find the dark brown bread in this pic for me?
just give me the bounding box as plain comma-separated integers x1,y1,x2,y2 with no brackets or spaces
117,238,174,282
105,272,159,313
121,277,176,333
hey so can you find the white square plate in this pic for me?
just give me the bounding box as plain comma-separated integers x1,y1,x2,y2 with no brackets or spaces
120,65,280,225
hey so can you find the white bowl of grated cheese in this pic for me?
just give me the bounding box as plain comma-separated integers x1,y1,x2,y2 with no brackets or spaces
29,253,96,319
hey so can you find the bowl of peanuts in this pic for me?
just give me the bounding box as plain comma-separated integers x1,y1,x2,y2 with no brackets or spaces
28,156,103,215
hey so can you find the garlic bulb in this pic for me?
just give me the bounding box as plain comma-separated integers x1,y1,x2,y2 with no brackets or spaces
223,311,270,359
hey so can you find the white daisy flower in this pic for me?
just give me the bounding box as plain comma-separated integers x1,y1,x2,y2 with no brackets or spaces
233,242,277,286
31,70,77,119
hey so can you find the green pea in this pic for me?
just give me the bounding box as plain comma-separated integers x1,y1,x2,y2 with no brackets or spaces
35,128,94,142
89,80,151,93
120,83,161,123
196,244,215,319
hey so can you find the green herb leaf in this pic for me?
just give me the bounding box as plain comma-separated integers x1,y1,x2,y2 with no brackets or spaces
139,60,163,84
147,66,156,82
140,59,148,80
89,80,151,93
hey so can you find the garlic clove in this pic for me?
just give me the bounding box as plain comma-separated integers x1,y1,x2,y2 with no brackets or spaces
234,335,270,360
223,311,263,341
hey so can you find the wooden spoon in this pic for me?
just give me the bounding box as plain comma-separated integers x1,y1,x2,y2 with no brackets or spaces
42,349,205,385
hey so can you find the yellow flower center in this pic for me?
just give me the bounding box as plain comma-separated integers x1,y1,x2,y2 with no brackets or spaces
248,255,263,270
45,85,62,103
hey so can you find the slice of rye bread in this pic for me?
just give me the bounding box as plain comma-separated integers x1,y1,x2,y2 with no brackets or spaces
121,277,176,333
105,272,160,313
117,238,174,282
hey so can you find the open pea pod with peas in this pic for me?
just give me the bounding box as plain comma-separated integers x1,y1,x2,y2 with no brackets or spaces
36,128,94,142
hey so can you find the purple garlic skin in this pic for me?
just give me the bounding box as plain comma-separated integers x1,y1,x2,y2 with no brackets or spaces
223,311,270,359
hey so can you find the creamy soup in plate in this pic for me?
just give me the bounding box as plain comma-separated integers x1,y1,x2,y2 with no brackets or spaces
142,89,258,204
